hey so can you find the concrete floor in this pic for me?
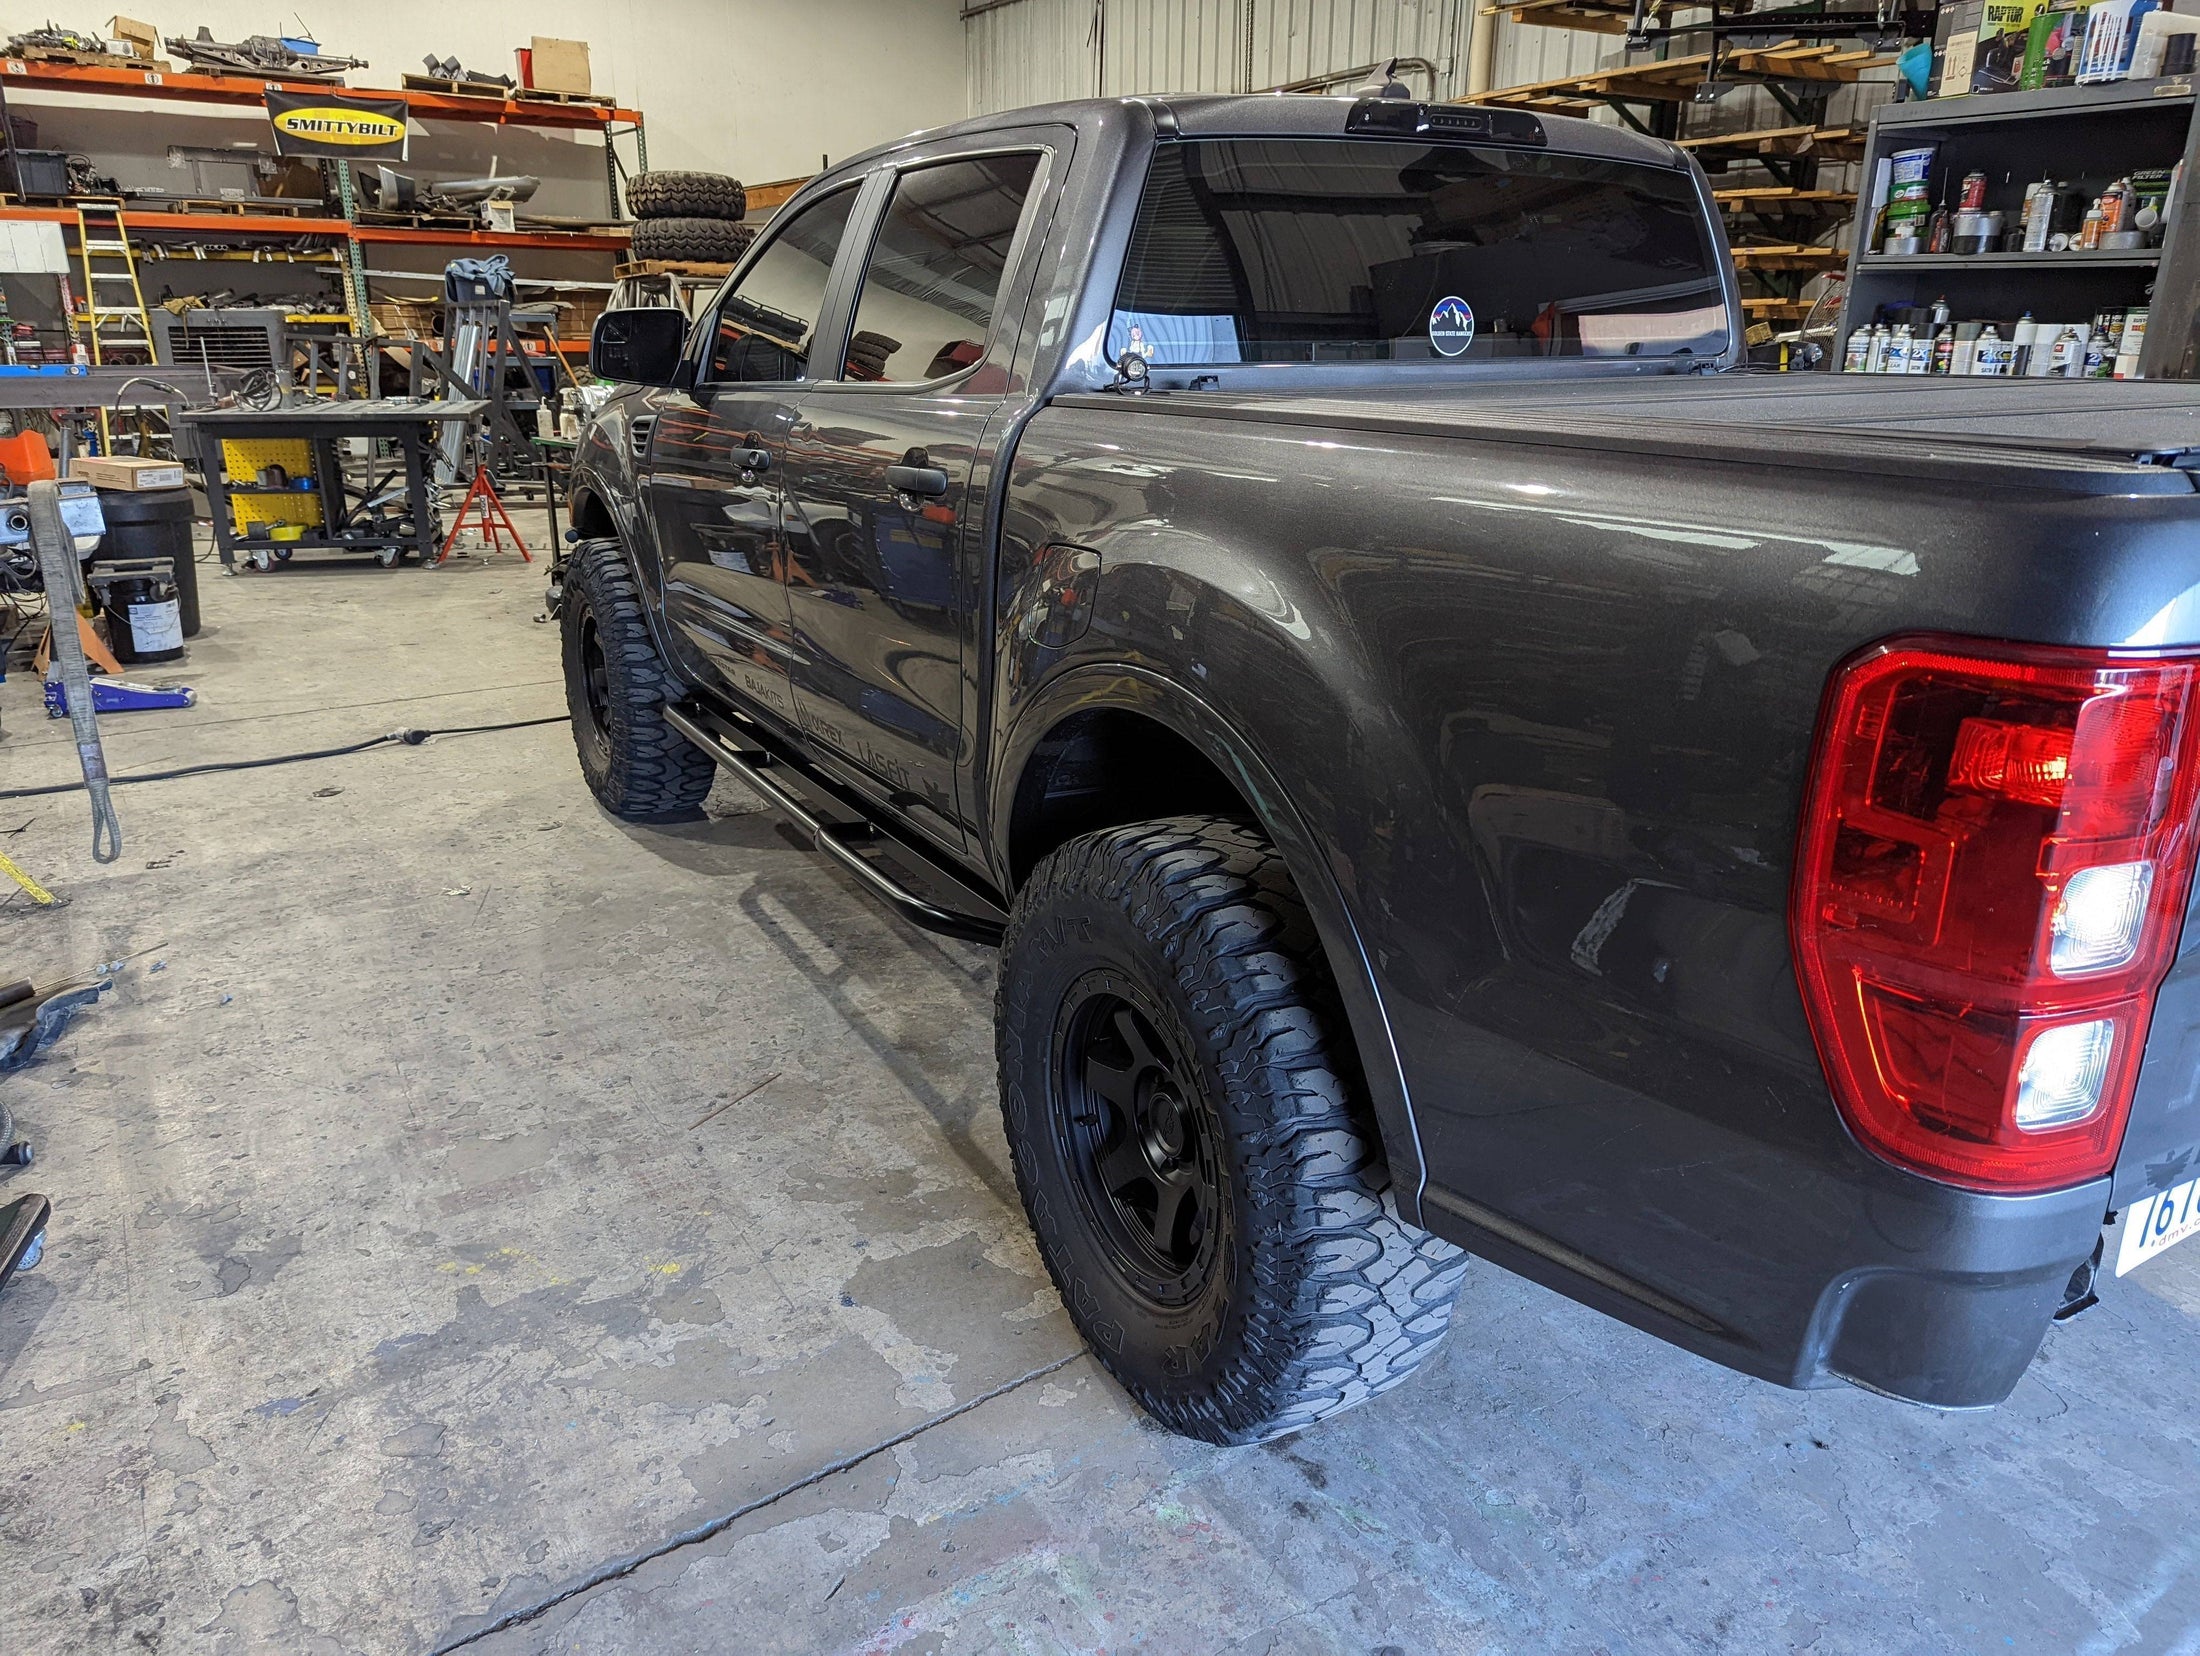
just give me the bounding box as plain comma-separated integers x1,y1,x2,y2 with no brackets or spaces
3,529,2199,1656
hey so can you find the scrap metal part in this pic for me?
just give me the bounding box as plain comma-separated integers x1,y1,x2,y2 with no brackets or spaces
162,27,366,78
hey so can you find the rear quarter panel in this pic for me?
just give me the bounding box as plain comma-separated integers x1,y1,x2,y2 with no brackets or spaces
992,398,2200,1389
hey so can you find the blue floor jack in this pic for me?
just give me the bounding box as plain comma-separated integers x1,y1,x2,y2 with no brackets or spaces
43,678,195,717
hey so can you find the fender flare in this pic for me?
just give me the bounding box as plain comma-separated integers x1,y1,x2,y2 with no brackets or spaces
990,662,1432,1221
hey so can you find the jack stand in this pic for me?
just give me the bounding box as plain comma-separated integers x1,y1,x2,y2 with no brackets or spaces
436,468,531,566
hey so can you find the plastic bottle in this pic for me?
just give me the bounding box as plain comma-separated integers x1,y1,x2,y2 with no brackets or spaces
1843,325,1873,373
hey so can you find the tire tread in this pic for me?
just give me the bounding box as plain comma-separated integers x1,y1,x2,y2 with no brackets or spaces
562,539,716,820
998,814,1468,1443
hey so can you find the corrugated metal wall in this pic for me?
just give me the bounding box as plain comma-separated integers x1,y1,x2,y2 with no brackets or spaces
965,0,1470,114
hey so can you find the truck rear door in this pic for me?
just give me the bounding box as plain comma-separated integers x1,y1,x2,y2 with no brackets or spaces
778,138,1058,855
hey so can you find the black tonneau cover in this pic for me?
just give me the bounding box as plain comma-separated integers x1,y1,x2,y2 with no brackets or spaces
1057,377,2200,494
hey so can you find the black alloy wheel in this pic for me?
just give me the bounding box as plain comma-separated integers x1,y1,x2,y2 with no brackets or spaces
1056,982,1223,1307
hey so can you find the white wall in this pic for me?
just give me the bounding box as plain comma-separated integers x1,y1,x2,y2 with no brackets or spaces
17,0,968,197
965,0,1471,113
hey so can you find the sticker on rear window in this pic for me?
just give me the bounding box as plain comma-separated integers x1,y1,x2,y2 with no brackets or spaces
1430,295,1476,357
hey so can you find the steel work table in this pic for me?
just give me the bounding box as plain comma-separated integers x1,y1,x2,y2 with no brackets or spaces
179,398,488,569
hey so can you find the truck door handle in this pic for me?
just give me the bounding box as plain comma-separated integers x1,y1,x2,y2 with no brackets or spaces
728,446,772,474
886,465,949,499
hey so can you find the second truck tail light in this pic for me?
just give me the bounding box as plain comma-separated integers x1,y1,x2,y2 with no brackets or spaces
1792,636,2200,1192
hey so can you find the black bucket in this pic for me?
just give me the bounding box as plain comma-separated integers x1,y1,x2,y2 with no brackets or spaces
103,573,184,663
91,487,200,638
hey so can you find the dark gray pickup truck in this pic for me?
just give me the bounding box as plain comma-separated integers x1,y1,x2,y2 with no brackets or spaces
559,91,2200,1444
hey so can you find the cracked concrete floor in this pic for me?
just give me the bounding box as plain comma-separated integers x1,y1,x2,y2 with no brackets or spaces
2,537,2199,1656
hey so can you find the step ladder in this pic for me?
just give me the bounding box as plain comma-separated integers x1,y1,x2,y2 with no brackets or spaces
69,203,156,451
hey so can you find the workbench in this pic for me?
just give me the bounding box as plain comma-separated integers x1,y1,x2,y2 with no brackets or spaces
179,398,488,570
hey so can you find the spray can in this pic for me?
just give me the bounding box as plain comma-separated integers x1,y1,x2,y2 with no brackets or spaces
1886,323,1915,374
2083,325,2112,377
1959,171,1989,210
2049,325,2084,377
1974,324,2013,376
1843,325,1872,373
1864,324,1891,373
2012,313,2039,375
1931,326,1956,374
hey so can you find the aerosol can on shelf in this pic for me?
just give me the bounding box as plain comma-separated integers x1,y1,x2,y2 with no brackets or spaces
1931,326,1956,374
1973,324,2013,376
2084,325,2113,378
2050,326,2085,377
1843,325,1872,373
1886,323,1915,374
1864,324,1891,373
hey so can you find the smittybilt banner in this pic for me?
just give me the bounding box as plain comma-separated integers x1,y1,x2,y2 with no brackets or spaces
264,89,409,161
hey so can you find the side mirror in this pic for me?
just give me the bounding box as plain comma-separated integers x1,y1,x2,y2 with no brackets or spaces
591,308,688,386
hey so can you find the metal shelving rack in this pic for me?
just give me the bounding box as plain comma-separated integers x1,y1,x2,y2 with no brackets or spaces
0,54,640,345
1834,77,2200,377
1461,29,1890,323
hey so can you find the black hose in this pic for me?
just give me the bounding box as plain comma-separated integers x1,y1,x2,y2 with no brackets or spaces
0,715,567,800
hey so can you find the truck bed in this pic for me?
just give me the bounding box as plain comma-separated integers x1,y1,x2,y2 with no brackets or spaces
1059,377,2200,491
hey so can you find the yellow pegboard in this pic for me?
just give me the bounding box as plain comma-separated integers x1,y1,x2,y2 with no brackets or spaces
220,438,324,533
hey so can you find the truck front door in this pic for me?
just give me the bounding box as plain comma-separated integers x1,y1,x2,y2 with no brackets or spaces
780,148,1048,856
649,185,861,730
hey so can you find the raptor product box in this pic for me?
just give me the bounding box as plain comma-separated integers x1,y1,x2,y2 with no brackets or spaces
1973,0,2052,91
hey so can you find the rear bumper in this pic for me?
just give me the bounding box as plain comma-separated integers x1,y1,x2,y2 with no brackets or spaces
1423,1167,2107,1409
1807,1175,2108,1408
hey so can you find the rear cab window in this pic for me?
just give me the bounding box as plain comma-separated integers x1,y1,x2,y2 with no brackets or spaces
1109,136,1728,367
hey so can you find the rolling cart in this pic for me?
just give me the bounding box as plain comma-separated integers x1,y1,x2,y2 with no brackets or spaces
179,397,489,570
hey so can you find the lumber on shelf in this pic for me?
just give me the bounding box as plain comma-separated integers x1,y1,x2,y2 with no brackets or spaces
1482,0,1689,33
1459,44,1890,110
1715,185,1858,208
1679,124,1867,161
1728,242,1848,270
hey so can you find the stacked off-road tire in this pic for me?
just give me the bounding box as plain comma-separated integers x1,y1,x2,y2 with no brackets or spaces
624,171,756,265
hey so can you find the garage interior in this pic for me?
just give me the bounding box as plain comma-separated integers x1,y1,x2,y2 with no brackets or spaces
3,3,2200,1654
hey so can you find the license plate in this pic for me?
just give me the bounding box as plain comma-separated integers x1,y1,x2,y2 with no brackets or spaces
2116,1176,2200,1276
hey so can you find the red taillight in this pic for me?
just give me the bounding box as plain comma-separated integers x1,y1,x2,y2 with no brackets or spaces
1792,636,2200,1192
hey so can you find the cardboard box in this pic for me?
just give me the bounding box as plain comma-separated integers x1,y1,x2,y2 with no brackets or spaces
1971,0,2051,91
527,37,591,95
2020,6,2083,86
106,15,158,59
71,456,186,491
1936,0,1986,92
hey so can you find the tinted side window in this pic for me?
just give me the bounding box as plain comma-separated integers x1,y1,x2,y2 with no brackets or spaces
844,153,1041,384
707,186,858,383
